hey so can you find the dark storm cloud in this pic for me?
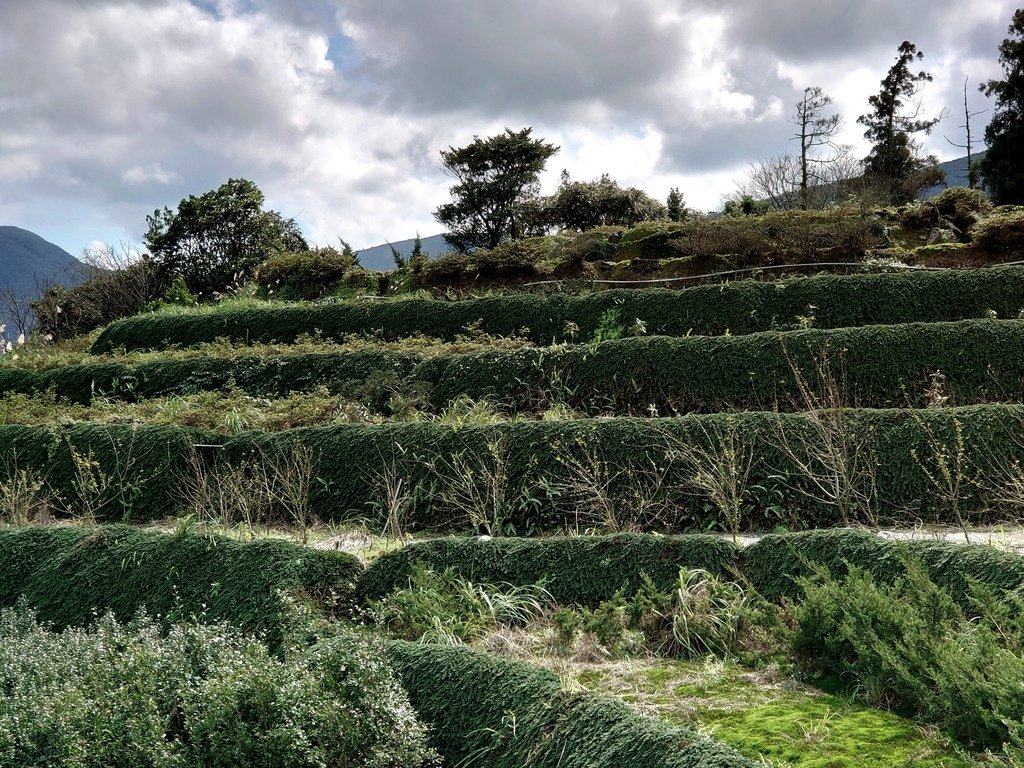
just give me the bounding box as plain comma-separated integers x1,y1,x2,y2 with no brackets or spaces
337,0,694,116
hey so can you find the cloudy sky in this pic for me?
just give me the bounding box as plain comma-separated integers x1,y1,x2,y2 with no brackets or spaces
0,0,1017,258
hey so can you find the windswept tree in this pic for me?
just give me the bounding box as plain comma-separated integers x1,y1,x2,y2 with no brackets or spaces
857,41,943,202
792,87,849,209
980,9,1024,204
145,178,306,298
434,128,559,252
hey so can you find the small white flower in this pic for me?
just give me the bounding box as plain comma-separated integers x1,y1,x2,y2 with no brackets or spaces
44,334,53,342
55,306,62,314
15,333,24,346
4,342,12,353
0,324,5,334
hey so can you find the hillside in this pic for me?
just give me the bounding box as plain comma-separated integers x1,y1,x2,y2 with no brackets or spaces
0,227,81,319
355,233,450,270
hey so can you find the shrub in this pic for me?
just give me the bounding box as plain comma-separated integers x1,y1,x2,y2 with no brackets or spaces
256,246,358,300
790,563,1024,753
744,528,1024,605
933,186,993,231
971,208,1024,252
34,261,159,340
0,605,436,768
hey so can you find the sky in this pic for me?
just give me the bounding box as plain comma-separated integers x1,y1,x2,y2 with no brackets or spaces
0,0,1017,259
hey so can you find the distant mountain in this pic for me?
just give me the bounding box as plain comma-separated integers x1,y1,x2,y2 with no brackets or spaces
0,227,82,332
0,227,81,294
920,152,987,199
355,233,453,271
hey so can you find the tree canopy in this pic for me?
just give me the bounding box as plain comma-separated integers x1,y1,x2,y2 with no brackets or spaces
530,172,667,232
144,178,306,298
980,9,1024,204
434,128,559,252
857,41,943,203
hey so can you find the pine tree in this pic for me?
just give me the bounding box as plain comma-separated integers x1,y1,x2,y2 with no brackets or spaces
980,9,1024,203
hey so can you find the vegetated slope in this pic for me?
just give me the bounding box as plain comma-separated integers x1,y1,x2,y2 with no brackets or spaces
19,319,1024,413
91,266,1024,352
0,226,81,299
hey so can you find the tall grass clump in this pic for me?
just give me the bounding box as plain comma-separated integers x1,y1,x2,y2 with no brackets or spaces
0,602,437,768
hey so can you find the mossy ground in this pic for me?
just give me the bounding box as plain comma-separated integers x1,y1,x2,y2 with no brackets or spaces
574,658,973,767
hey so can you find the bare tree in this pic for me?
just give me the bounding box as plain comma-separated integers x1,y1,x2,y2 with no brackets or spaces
791,87,850,209
945,78,987,189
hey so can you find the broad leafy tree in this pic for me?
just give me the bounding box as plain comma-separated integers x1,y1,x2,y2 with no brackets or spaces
145,178,306,297
858,41,943,202
434,128,558,252
980,9,1024,204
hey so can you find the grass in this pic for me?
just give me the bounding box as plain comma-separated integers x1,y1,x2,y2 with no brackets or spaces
575,659,974,767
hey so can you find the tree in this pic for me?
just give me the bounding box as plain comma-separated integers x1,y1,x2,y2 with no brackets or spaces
144,178,306,298
857,41,943,202
946,78,986,189
666,188,686,221
531,172,667,231
792,87,848,209
980,9,1024,204
433,128,559,252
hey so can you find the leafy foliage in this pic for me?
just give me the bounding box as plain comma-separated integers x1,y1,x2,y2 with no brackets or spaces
531,172,667,231
981,9,1024,204
0,605,436,768
145,178,306,298
433,128,559,251
858,41,943,202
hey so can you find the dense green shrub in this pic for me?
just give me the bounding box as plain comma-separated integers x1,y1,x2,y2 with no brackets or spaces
388,641,755,767
933,186,994,231
255,246,359,300
971,208,1024,252
790,564,1024,754
744,529,1024,605
0,606,435,767
359,534,740,606
91,266,1024,353
0,526,362,646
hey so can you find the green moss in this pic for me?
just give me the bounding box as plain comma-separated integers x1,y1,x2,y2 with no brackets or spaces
580,660,971,768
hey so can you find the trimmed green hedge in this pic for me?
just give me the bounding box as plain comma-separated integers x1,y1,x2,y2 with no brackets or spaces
0,350,417,405
0,423,220,522
91,267,1024,352
359,534,741,606
14,319,1024,413
6,406,1024,531
744,529,1024,605
0,525,362,646
388,641,755,767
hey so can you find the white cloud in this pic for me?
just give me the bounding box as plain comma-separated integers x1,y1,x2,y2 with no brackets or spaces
0,0,1018,254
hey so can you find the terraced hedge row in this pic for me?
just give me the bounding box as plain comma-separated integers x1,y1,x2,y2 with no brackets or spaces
388,641,755,768
368,530,1024,613
9,319,1024,412
90,267,1024,353
6,406,1024,531
359,534,741,606
0,525,362,647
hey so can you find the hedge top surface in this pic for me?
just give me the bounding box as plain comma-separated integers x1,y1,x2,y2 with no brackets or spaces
0,525,363,646
359,533,741,605
90,266,1024,353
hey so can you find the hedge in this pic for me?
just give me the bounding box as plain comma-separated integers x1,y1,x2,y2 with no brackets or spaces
388,641,755,768
15,319,1024,413
0,423,220,522
0,349,417,405
0,525,362,647
6,406,1024,532
90,266,1024,352
359,534,741,606
744,529,1024,606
